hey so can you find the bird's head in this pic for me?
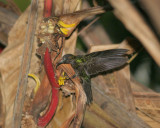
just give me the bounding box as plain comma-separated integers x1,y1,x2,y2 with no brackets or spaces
56,54,75,69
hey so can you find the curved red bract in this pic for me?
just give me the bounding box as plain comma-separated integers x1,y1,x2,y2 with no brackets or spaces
37,1,60,127
43,48,59,88
37,48,60,127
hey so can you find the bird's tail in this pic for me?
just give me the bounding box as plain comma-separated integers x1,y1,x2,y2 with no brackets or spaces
82,78,93,104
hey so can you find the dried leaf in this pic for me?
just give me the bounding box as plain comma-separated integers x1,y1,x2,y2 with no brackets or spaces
30,74,51,120
0,7,29,127
108,0,160,66
12,0,39,127
47,92,76,128
140,0,160,35
0,0,44,127
53,0,81,16
0,7,18,26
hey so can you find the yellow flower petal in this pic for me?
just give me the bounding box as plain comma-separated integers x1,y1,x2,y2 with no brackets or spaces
28,73,40,94
60,28,69,35
58,20,76,28
58,72,67,86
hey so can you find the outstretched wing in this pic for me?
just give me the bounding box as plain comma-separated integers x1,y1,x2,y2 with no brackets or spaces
85,49,128,58
83,49,128,75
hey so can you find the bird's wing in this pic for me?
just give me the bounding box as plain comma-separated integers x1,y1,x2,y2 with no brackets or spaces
85,49,128,59
84,49,128,75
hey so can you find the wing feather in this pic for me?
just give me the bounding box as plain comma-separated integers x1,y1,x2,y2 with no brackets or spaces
85,49,128,59
83,49,128,75
84,57,127,75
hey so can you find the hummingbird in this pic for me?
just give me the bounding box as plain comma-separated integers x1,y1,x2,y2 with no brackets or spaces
56,49,128,104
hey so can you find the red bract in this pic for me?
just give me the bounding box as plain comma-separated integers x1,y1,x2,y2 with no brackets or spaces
44,0,52,17
43,48,59,88
38,48,60,127
37,1,60,127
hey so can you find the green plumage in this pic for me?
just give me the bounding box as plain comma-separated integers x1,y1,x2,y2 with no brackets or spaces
57,49,128,104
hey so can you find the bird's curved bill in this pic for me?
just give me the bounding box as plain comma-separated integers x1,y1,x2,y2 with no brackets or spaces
56,59,63,69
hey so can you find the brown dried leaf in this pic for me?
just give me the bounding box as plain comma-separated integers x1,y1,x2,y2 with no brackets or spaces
0,8,29,127
63,0,82,14
89,37,141,54
89,44,119,53
91,82,151,128
29,74,51,119
53,0,64,16
53,0,81,16
0,32,7,46
0,0,44,127
83,103,119,128
108,0,160,66
47,92,76,128
12,0,39,126
114,66,136,112
0,78,5,128
0,7,18,26
63,29,78,55
140,0,160,35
